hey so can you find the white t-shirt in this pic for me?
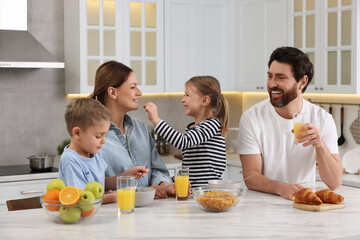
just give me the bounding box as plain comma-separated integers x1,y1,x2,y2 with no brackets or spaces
237,98,338,184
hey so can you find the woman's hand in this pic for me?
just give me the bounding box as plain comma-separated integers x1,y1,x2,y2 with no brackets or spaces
119,166,149,179
149,182,176,199
149,184,168,199
143,102,162,126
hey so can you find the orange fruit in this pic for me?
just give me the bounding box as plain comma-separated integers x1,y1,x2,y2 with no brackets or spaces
43,189,60,211
81,207,95,217
77,188,83,194
59,186,81,205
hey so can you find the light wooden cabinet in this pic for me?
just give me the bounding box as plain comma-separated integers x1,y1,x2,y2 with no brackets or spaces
164,0,233,92
237,0,288,92
64,0,164,94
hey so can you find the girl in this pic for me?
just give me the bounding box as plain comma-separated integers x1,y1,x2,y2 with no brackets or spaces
144,76,228,188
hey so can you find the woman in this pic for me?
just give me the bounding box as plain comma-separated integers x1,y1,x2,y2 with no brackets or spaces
89,61,175,199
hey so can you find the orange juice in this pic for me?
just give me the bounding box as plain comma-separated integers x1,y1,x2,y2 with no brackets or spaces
117,188,135,211
175,175,189,200
294,122,307,142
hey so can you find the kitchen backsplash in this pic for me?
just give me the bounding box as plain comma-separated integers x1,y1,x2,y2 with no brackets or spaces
0,0,68,166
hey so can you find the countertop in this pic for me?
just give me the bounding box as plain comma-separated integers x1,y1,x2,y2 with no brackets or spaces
1,182,359,239
1,154,360,189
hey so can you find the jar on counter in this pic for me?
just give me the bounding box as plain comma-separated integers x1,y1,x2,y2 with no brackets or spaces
159,142,165,155
148,129,154,139
153,132,159,141
155,142,160,153
165,142,170,155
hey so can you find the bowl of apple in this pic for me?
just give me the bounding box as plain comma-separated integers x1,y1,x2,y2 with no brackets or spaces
40,179,104,224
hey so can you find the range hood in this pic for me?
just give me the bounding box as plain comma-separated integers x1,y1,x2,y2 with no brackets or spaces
0,0,64,68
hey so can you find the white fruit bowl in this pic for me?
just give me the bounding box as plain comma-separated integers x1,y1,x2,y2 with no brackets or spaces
40,196,102,224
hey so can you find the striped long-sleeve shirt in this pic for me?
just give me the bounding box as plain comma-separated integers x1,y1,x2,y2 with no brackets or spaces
154,118,226,188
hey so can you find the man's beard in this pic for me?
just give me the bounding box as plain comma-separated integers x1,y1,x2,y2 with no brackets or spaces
268,83,298,107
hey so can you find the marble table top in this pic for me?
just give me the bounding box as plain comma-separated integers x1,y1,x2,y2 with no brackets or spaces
1,182,359,239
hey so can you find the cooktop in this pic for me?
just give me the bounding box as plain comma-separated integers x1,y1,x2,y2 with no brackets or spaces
0,165,58,177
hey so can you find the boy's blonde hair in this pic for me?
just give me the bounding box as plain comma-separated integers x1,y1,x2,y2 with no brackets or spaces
65,98,112,136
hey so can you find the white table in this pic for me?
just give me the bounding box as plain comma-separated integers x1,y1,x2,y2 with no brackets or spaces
1,182,359,239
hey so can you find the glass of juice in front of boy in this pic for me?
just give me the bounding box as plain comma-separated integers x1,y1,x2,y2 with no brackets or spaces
175,166,190,201
293,113,309,144
117,176,135,214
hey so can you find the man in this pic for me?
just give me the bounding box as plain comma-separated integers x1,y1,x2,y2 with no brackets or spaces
237,47,342,200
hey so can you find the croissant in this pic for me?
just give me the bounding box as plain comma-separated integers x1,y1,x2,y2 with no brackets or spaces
315,189,344,203
292,188,323,205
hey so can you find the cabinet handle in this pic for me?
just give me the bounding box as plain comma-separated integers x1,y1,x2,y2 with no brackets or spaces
256,86,260,89
260,87,264,89
320,87,323,90
21,189,45,194
315,87,318,90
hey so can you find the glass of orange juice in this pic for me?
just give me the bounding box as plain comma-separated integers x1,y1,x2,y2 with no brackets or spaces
117,176,135,214
175,166,190,201
293,113,309,143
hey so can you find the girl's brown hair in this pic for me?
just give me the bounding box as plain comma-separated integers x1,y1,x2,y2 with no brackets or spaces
186,76,229,135
89,61,133,106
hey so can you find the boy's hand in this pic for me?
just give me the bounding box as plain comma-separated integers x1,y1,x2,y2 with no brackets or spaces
143,102,162,126
120,166,149,179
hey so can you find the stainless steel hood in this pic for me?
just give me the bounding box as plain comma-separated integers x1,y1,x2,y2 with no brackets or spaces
0,0,64,69
0,30,64,68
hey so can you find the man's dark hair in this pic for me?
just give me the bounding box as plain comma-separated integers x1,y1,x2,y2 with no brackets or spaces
268,47,314,93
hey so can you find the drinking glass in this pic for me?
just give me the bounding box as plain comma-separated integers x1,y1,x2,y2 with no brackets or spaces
117,176,136,214
293,113,309,143
175,166,190,201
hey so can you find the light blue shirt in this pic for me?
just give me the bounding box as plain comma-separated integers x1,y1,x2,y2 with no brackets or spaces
101,115,172,188
58,146,107,190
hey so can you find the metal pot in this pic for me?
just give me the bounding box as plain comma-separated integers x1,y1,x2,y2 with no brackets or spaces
28,154,55,171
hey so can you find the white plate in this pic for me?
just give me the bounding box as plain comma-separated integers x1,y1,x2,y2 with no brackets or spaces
342,146,360,174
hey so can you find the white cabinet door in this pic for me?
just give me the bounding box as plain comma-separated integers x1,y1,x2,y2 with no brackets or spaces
198,0,232,91
222,165,242,181
238,0,287,92
64,0,164,94
164,0,197,92
164,0,232,92
289,0,358,94
0,179,54,212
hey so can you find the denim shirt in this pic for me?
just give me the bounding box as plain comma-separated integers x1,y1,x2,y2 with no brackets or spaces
101,115,172,187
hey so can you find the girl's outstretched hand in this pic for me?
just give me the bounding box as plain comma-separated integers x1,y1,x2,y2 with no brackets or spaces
143,102,162,126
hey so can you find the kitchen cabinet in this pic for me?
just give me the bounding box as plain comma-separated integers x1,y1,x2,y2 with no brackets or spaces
223,164,242,181
64,0,164,94
289,0,359,94
65,0,233,94
164,0,233,92
0,178,54,212
237,0,288,92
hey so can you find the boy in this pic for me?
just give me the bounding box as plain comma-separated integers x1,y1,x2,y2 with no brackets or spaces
59,98,148,204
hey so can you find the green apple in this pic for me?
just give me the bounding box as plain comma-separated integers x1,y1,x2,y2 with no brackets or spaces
79,191,96,211
46,179,66,192
85,181,104,199
59,206,81,223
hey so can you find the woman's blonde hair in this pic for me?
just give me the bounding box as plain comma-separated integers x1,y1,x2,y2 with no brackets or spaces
186,76,229,135
89,61,133,106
